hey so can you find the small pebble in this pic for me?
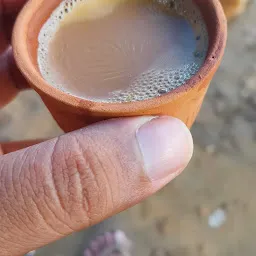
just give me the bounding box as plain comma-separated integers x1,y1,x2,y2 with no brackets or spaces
208,208,227,228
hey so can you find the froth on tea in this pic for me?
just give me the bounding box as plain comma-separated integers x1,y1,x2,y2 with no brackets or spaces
38,0,209,103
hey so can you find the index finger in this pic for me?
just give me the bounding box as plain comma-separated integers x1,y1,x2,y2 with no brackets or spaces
1,0,28,42
1,0,27,15
0,0,30,108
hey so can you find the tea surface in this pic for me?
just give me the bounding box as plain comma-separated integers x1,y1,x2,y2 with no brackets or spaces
38,0,208,102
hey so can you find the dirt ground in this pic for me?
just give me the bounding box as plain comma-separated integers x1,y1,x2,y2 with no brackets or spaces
0,1,256,255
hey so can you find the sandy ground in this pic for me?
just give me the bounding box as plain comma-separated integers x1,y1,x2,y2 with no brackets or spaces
0,1,256,255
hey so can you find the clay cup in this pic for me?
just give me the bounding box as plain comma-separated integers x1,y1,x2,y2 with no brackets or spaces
12,0,227,132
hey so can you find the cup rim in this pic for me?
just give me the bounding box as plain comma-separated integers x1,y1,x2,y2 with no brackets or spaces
12,0,227,115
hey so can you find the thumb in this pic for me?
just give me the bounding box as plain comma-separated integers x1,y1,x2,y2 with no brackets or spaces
0,116,193,256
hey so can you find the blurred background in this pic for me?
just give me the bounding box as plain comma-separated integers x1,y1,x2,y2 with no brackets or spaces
1,0,256,255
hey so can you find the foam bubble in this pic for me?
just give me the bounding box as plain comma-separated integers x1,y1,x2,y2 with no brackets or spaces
38,0,209,103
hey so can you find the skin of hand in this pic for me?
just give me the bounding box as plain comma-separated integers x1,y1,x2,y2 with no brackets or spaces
0,1,194,255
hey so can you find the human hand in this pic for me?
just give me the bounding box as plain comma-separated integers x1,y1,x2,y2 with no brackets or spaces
0,1,194,255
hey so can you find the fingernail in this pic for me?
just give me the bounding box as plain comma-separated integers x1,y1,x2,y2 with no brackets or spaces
136,117,193,180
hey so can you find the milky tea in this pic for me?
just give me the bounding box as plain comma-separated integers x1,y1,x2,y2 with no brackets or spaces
38,0,208,103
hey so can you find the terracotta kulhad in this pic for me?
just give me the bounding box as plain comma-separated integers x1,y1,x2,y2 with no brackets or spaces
12,0,227,132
